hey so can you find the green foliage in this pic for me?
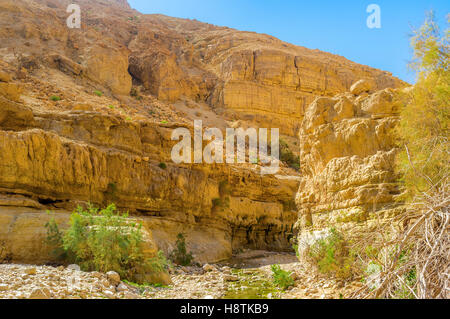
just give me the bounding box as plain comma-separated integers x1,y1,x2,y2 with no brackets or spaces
270,264,294,291
50,95,61,101
44,215,66,260
158,162,167,169
45,204,168,283
108,105,115,109
169,233,194,266
211,197,222,207
396,12,449,198
279,139,300,171
130,87,142,100
94,90,103,97
394,267,417,299
308,228,357,280
292,243,300,260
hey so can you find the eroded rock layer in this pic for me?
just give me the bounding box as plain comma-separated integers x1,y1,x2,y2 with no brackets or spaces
0,0,406,265
295,84,406,252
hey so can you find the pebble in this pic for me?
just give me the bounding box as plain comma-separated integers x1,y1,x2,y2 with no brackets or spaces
67,264,80,271
106,271,121,286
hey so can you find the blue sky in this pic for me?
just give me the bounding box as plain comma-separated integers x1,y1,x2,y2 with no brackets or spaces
128,0,449,84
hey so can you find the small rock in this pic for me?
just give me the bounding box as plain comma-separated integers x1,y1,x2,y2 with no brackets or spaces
202,264,216,272
123,291,139,299
103,290,115,299
106,271,121,286
67,264,80,271
90,271,103,279
267,293,273,299
223,274,239,282
0,284,9,291
24,267,37,275
116,282,128,292
203,295,214,299
29,287,50,299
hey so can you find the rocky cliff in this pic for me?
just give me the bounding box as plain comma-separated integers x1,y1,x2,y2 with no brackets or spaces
295,80,406,254
0,0,406,266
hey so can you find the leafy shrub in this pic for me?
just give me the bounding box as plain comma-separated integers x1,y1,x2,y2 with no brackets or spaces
44,215,66,261
45,204,168,283
50,95,61,101
307,228,357,280
158,162,167,169
169,233,194,266
211,197,222,207
396,12,449,199
270,264,294,290
94,90,103,97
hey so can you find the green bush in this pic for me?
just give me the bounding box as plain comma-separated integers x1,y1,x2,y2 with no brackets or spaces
158,162,167,169
94,90,103,97
307,228,357,280
50,95,61,101
396,12,449,199
280,139,300,171
270,264,294,290
169,233,194,266
45,204,168,283
44,215,66,261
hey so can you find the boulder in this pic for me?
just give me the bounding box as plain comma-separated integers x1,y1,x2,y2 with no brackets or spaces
106,271,121,286
0,71,12,82
0,82,22,102
350,79,374,95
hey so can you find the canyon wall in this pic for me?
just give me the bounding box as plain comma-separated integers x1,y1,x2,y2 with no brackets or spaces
0,0,407,265
295,81,406,253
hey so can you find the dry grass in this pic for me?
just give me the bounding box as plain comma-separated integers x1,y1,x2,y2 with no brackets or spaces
352,179,449,299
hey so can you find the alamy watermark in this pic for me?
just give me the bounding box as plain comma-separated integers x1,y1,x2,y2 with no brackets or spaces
66,4,81,29
366,4,381,29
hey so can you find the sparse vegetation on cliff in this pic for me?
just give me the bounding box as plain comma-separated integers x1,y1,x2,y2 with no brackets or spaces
280,139,300,171
307,228,357,280
169,233,194,266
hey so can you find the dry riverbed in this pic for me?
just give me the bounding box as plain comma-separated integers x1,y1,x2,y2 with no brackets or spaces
0,250,361,299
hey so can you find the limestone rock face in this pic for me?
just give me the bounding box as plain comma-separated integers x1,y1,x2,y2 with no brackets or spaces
350,79,374,95
0,104,298,264
84,45,132,95
295,85,405,253
125,19,406,136
0,0,406,266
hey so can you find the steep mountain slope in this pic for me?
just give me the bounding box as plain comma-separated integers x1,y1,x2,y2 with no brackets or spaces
0,0,406,265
